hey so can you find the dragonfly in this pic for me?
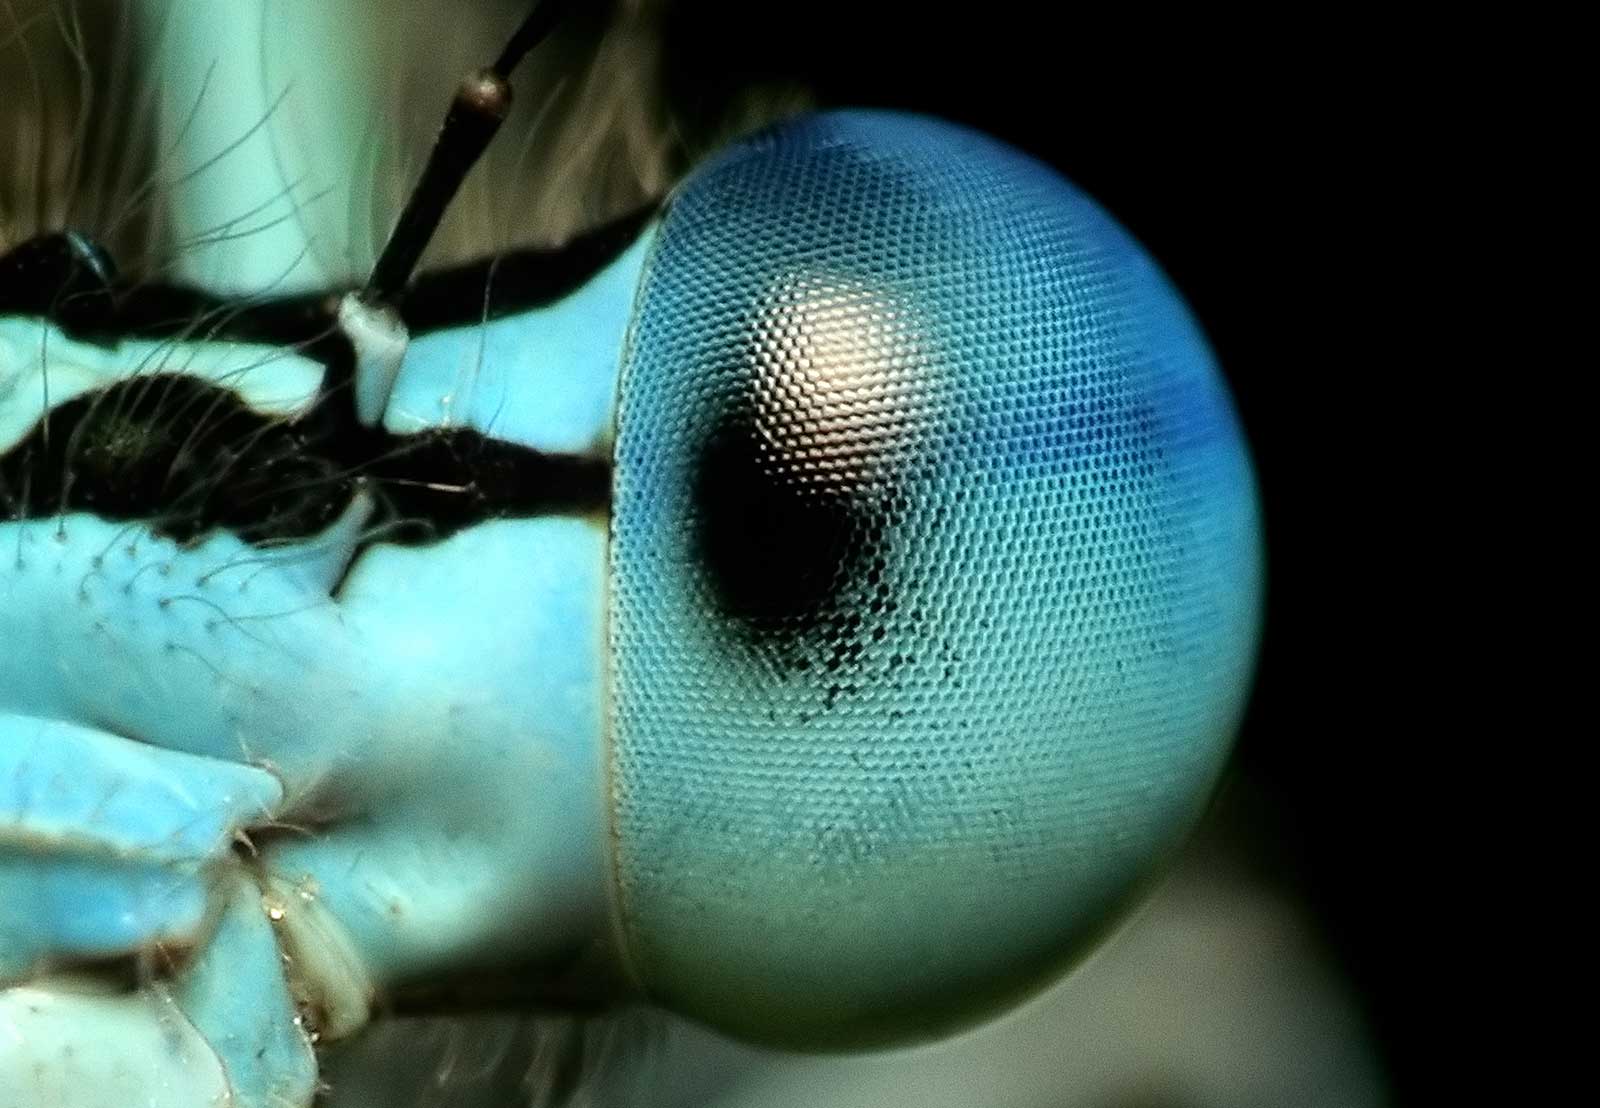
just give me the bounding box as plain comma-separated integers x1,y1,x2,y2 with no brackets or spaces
0,2,1262,1105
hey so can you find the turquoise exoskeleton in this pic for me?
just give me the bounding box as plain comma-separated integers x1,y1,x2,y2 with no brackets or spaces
0,74,1261,1108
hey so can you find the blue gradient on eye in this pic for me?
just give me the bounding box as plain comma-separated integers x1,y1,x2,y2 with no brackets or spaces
609,110,1262,1045
3,100,1259,1079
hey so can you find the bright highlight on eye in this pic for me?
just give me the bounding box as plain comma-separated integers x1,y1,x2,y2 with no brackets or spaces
609,110,1261,1045
0,4,1261,1104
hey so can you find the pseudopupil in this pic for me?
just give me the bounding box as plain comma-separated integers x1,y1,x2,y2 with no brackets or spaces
692,415,867,626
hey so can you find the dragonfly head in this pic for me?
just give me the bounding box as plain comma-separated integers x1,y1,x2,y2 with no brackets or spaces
0,109,1260,1052
599,110,1262,1046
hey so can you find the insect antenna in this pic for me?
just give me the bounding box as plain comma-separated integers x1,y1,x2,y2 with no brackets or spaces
365,0,569,304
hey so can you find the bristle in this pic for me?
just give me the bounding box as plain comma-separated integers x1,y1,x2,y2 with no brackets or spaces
3,0,811,287
0,0,161,272
2,4,814,1105
353,0,810,268
316,1010,669,1108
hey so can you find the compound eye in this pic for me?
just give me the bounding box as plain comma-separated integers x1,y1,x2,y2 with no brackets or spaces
694,414,885,628
607,111,1261,1046
689,281,916,642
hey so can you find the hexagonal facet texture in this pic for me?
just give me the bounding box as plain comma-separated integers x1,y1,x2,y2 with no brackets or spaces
608,111,1261,1045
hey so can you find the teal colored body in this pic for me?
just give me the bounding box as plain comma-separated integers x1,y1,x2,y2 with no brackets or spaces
2,110,1260,1106
0,238,644,1104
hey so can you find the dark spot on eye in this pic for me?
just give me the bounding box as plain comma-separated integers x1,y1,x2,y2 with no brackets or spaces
689,407,919,719
692,416,870,626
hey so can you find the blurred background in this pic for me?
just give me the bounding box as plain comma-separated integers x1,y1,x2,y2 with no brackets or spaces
3,2,1416,1104
319,4,1415,1103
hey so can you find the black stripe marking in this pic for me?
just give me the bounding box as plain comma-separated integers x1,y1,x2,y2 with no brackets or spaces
1,373,608,548
0,205,658,348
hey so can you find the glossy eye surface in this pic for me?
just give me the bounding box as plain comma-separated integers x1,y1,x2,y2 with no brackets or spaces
607,111,1261,1045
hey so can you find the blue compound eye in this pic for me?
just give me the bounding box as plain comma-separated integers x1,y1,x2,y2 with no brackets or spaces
606,111,1262,1046
0,8,1272,1098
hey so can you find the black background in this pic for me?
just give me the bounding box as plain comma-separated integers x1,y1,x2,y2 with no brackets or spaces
658,3,1423,1099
